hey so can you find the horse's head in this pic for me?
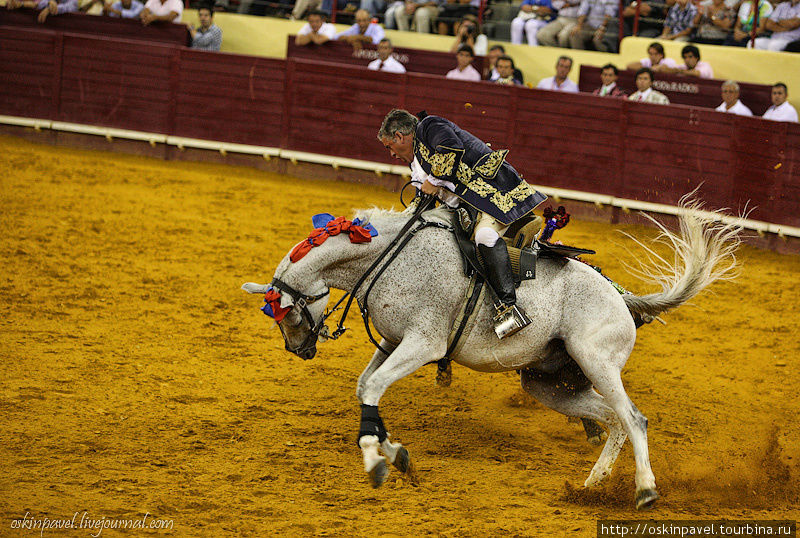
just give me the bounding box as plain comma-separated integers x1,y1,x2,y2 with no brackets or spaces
242,276,331,360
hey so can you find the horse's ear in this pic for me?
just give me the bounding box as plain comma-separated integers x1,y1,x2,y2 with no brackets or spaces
279,293,294,309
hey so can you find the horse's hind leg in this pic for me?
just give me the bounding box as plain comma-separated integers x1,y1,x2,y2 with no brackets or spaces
520,369,626,488
566,332,658,510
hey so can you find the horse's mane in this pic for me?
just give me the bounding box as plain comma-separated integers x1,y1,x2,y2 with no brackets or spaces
353,206,452,227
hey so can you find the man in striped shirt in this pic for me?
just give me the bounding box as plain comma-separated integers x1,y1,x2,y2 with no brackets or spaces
189,6,223,51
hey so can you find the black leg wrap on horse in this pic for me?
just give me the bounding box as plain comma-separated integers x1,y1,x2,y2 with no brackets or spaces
478,241,518,305
358,404,387,444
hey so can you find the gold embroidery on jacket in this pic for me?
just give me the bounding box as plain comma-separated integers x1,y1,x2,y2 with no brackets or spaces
473,150,508,179
416,143,459,177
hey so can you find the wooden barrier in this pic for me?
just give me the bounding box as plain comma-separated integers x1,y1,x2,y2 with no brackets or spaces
286,37,484,78
578,65,773,114
1,25,798,230
0,9,190,47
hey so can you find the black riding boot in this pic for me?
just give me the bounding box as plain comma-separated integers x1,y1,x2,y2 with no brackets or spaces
478,241,531,338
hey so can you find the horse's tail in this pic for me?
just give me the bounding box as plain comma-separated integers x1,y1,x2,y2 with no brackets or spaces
621,194,743,319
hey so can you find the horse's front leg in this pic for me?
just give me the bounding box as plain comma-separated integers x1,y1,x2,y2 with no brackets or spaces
358,336,442,488
356,339,395,402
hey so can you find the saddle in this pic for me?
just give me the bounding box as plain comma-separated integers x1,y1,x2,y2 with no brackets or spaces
451,207,595,284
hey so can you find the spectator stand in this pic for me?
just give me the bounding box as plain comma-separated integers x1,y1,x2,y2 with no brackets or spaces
287,36,486,76
0,7,190,45
579,65,773,113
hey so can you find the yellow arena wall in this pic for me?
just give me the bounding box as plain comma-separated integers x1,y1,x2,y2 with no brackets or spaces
184,10,800,111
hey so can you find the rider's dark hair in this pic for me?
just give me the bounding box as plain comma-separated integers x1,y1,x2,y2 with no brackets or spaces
377,109,418,140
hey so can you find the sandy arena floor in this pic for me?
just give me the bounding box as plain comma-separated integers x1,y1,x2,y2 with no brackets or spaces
1,134,798,537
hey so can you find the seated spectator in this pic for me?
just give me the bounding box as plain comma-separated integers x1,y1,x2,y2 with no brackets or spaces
537,0,581,48
384,0,439,33
537,55,579,93
445,44,481,81
495,55,523,85
368,38,407,72
104,0,144,18
716,80,753,116
7,0,77,23
754,0,800,51
762,82,798,122
485,45,525,83
672,44,714,78
628,67,670,103
593,63,627,97
723,0,772,46
295,10,336,45
568,0,617,51
291,0,321,20
619,0,668,38
449,14,488,55
691,0,735,45
510,0,555,46
360,0,387,17
189,6,222,51
437,0,479,35
140,0,183,24
659,0,698,41
626,42,678,72
336,8,386,48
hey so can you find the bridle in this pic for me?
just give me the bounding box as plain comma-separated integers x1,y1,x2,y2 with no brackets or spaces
270,277,330,358
271,194,446,360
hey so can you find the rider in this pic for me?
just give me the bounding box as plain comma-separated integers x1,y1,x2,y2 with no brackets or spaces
378,109,547,338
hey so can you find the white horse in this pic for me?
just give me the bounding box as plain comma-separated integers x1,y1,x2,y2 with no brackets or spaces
242,197,741,510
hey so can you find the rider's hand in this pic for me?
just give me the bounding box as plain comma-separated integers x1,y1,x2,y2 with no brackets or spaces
419,180,438,196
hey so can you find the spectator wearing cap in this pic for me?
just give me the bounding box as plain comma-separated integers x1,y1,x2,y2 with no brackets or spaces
189,6,222,51
336,8,386,47
368,39,407,73
7,0,77,23
494,55,523,86
754,0,800,51
140,0,183,24
626,42,678,72
104,0,144,18
762,83,798,123
716,80,753,116
537,55,579,93
593,63,627,97
628,67,670,104
295,10,336,45
445,44,481,81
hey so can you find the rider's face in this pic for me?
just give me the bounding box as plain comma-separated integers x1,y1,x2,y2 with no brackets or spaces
380,132,414,163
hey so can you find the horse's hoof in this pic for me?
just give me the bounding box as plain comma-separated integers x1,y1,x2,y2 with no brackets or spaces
368,459,389,488
587,433,606,446
392,447,410,474
436,366,452,387
635,488,659,510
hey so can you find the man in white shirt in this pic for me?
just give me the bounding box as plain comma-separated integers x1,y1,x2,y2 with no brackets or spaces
626,42,678,72
295,10,336,46
763,83,799,122
368,39,407,73
715,80,753,116
628,67,670,104
140,0,182,24
536,55,579,93
445,44,481,82
336,9,386,47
